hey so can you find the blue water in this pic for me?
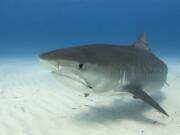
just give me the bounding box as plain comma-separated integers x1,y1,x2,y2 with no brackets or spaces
0,1,180,134
0,0,179,58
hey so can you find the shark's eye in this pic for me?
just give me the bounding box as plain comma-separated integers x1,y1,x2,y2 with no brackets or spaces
79,63,84,69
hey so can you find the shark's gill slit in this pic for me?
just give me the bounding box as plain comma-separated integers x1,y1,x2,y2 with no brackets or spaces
118,71,127,85
122,71,126,84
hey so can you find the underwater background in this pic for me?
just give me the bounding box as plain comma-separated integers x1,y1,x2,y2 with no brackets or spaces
0,1,180,135
0,0,179,58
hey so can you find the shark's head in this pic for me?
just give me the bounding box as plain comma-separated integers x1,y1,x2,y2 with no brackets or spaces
39,46,113,93
39,47,87,71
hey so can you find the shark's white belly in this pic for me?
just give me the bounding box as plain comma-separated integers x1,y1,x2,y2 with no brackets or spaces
52,70,131,96
51,67,162,96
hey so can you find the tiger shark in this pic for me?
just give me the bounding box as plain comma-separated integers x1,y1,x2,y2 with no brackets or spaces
39,33,168,116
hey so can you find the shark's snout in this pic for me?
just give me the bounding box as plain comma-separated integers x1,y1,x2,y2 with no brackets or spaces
39,52,59,71
39,52,51,61
39,49,68,62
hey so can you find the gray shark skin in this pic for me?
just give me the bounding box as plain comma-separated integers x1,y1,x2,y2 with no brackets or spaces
39,33,168,116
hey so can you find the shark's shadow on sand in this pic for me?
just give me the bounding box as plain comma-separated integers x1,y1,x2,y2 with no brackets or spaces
74,90,166,125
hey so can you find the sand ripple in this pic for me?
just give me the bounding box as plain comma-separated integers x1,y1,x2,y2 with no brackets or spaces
0,58,180,135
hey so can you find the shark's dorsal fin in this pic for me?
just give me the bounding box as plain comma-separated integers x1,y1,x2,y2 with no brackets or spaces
133,32,150,52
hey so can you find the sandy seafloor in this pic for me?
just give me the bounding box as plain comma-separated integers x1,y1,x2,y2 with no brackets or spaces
0,57,180,135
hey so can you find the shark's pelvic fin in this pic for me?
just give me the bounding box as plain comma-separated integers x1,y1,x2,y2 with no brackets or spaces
125,85,169,116
133,32,150,52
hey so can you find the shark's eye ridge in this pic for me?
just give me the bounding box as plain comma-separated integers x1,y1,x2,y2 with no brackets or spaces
79,63,84,69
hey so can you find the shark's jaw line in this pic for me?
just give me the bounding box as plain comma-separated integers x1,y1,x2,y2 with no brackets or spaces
53,70,89,88
44,61,92,89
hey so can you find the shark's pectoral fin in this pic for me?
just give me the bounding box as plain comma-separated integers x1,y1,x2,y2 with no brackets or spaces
125,85,169,117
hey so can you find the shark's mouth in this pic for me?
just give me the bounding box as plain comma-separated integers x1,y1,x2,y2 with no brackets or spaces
40,60,92,89
52,70,89,88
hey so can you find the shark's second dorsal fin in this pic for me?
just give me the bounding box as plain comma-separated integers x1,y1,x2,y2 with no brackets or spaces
133,32,150,52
